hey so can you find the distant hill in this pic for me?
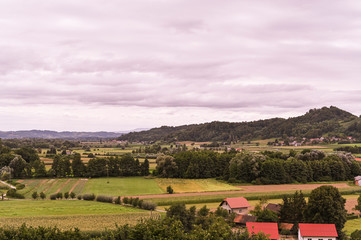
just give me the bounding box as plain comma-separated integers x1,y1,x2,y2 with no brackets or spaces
0,130,122,139
118,106,361,142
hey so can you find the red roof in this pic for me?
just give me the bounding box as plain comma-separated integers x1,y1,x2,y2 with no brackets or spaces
246,222,279,240
355,158,361,162
221,197,250,209
299,223,338,237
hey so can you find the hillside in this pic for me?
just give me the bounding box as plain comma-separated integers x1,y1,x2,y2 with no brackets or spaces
118,106,359,142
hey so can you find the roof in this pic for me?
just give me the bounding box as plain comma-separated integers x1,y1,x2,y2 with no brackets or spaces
266,203,281,213
355,176,361,181
279,223,294,231
234,214,257,224
246,222,279,240
355,158,361,162
299,223,338,237
221,197,250,209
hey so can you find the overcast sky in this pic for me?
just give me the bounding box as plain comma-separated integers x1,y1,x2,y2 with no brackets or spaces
1,0,361,131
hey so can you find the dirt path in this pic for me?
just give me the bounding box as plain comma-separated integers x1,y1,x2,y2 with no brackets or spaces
132,183,353,199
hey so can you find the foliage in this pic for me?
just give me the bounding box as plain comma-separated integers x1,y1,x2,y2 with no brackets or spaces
6,189,25,199
82,193,96,201
64,192,69,199
50,194,57,200
167,185,174,194
304,186,347,236
32,191,38,200
355,193,361,214
96,195,113,203
351,230,361,240
40,192,46,200
141,201,157,211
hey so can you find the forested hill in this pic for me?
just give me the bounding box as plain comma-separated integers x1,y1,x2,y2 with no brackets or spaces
118,106,361,142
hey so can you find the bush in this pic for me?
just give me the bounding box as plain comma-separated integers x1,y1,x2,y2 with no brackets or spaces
16,183,25,190
77,194,82,200
138,199,144,208
123,197,129,204
50,194,57,200
132,198,139,207
6,189,25,199
56,192,63,199
64,192,69,199
70,192,76,199
31,191,38,200
115,196,121,205
40,192,46,200
83,193,96,201
129,197,134,205
141,201,157,211
96,195,113,203
167,185,174,194
280,229,291,235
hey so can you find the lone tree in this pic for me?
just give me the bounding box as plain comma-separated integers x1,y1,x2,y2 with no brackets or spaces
31,191,38,200
304,186,346,236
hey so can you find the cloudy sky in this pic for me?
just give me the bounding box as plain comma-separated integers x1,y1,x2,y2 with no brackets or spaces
1,0,361,131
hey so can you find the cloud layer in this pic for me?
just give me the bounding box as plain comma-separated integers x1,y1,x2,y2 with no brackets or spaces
1,0,361,130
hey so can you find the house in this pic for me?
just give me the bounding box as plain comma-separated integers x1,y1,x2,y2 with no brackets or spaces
265,203,281,214
246,222,279,240
233,214,257,226
220,197,250,214
298,223,338,240
355,176,361,186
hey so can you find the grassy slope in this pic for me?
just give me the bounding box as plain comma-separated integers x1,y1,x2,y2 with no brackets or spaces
83,177,164,196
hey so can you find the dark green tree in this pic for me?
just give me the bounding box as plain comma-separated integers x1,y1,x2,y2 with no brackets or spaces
71,153,85,177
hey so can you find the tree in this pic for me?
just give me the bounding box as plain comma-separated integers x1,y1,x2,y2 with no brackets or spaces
70,192,76,199
32,160,47,177
156,155,178,178
140,158,150,176
71,153,85,177
251,200,278,223
15,147,39,163
32,191,38,200
166,203,196,232
304,186,347,236
9,156,28,178
64,192,69,199
40,192,46,200
167,185,174,194
279,191,307,232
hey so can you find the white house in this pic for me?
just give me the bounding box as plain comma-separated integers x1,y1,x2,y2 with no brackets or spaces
219,197,250,214
355,176,361,186
298,223,338,240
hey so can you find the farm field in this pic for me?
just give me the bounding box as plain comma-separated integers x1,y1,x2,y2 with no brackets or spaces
0,200,156,231
344,218,361,235
155,178,240,193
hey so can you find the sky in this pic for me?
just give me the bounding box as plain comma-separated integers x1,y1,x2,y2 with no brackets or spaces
1,0,361,131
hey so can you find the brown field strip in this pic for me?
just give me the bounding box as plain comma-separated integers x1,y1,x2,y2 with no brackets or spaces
69,179,81,193
43,179,60,193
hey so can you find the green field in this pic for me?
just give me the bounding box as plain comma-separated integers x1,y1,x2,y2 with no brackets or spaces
0,200,157,231
344,218,361,235
15,177,241,198
83,177,164,196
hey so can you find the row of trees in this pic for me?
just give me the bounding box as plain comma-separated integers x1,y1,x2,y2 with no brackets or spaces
154,150,361,184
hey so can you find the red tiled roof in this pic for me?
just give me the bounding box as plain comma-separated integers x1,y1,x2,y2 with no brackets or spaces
299,223,338,237
234,214,257,224
279,223,293,231
221,197,250,209
246,222,279,240
355,158,361,162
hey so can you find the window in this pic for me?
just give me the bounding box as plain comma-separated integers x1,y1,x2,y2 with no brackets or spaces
308,238,312,240
318,239,323,240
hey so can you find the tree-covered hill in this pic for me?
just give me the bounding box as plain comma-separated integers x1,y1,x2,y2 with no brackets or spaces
118,106,359,142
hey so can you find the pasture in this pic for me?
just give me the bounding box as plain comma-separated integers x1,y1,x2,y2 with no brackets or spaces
0,200,157,231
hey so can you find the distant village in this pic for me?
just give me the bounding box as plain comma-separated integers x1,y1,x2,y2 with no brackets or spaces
268,136,357,147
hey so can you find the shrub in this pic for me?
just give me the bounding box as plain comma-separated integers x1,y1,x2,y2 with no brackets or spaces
115,196,121,205
96,195,113,203
141,201,157,211
83,193,96,201
167,185,174,194
31,191,38,200
129,197,134,204
6,189,25,199
138,199,144,208
70,192,76,199
77,194,82,200
16,183,25,190
40,192,46,200
50,194,57,200
123,197,129,204
56,192,63,199
132,197,139,207
64,192,69,199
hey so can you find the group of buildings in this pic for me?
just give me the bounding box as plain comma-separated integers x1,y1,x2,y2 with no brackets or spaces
220,197,338,240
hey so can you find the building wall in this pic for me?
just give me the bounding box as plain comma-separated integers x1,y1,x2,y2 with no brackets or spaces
220,202,248,214
298,230,336,240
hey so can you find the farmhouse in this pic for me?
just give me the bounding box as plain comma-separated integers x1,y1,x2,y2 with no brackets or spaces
233,214,257,226
220,197,250,214
355,176,361,186
298,223,338,240
246,222,279,240
265,203,281,214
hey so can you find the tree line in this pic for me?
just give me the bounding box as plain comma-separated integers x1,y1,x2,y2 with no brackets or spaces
154,149,361,184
